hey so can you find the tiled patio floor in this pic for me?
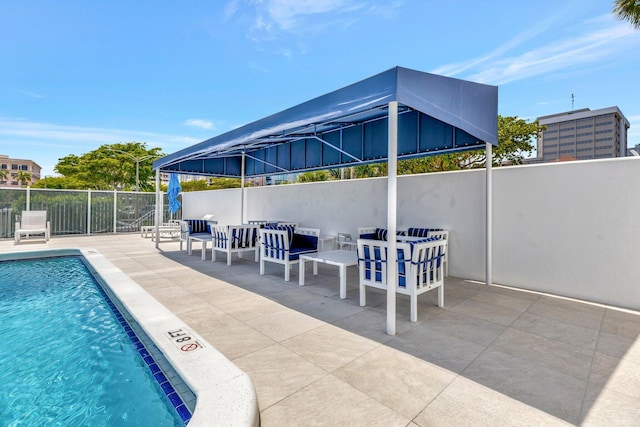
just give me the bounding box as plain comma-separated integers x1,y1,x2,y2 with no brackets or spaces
3,234,639,426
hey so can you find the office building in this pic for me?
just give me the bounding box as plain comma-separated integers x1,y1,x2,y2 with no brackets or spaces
534,106,629,163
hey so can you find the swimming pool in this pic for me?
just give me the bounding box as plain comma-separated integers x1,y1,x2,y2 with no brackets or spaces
0,248,259,427
0,255,190,425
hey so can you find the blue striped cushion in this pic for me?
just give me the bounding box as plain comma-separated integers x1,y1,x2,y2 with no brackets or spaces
374,228,407,241
264,224,295,245
188,219,210,234
407,227,443,237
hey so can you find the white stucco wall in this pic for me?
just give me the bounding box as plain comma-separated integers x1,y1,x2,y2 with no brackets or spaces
180,157,640,310
492,157,640,309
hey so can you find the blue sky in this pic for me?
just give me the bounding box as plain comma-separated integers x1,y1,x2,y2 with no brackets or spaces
2,0,639,177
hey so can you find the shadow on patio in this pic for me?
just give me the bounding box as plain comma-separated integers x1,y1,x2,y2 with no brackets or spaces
159,244,640,426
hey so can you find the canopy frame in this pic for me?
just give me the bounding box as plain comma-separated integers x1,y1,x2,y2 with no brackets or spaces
153,66,498,336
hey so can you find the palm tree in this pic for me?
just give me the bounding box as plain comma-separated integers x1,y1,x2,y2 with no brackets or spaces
0,169,8,182
15,171,32,187
614,0,640,29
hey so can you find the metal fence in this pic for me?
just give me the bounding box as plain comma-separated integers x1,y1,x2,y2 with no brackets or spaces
0,187,181,239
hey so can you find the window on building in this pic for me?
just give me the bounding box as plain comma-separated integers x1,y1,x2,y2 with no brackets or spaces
1,164,6,169
11,164,18,170
20,164,28,170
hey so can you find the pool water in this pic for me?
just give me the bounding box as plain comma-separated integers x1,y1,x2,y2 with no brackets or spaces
0,256,188,426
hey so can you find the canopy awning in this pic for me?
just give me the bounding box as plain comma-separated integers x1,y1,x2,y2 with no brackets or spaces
153,66,498,176
154,66,498,337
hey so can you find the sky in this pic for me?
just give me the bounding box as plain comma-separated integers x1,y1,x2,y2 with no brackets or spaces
1,0,639,177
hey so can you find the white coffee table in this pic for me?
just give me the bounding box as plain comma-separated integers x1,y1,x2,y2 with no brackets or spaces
299,249,358,299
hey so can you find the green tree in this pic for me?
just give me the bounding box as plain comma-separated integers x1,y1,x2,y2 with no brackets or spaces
55,142,163,190
339,115,542,179
0,169,8,182
296,170,334,183
448,115,543,169
614,0,640,29
32,176,86,189
164,177,244,192
15,170,32,187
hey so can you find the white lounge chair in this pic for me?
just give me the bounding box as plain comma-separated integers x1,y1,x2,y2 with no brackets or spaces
357,237,446,322
15,211,51,244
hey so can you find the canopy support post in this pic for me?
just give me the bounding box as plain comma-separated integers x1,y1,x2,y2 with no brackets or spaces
241,152,246,224
386,101,398,336
486,142,492,286
155,169,160,249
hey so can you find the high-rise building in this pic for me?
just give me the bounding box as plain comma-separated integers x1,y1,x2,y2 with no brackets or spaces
532,106,629,163
0,155,42,188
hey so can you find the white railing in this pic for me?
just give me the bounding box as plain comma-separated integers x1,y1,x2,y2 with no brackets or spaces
0,187,180,239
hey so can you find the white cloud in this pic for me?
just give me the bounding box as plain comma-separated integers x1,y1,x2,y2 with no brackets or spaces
232,0,396,43
0,117,199,151
0,117,203,176
261,0,362,31
433,14,640,86
184,119,216,130
19,89,46,99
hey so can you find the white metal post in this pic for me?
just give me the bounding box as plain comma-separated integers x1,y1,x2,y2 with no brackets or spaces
26,186,30,210
113,189,117,234
87,189,92,235
387,101,398,336
241,152,246,224
155,169,160,249
486,142,493,287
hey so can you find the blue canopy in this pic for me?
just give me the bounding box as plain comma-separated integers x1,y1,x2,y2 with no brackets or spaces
153,66,499,336
153,66,498,176
167,173,181,214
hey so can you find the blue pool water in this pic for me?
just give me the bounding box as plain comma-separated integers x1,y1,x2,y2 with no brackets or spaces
0,256,189,426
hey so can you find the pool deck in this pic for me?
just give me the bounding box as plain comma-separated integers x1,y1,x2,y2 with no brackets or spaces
3,234,639,426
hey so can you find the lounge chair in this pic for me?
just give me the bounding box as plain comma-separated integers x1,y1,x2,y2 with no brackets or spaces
357,237,446,322
212,224,260,265
15,211,50,244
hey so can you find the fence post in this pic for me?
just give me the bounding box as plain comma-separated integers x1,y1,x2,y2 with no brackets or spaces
26,186,31,211
113,189,118,234
87,189,92,235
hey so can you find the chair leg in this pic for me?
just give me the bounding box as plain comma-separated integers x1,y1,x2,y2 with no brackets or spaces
410,295,417,322
259,259,265,275
254,249,259,263
227,250,232,266
284,263,290,282
201,242,208,260
212,248,217,262
438,286,444,307
359,284,367,307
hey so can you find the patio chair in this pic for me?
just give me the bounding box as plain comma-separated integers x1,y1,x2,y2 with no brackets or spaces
407,228,449,276
15,210,50,244
179,215,216,251
180,217,217,258
357,226,407,240
212,224,260,266
357,237,446,322
259,226,319,281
